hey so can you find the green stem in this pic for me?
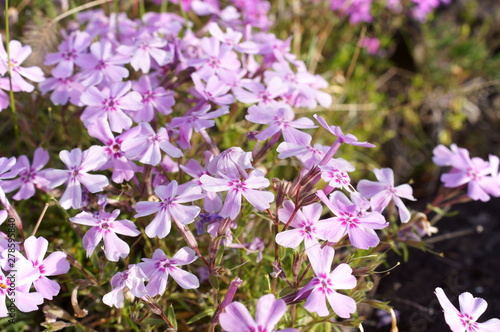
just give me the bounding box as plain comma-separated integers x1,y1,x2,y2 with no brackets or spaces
5,0,20,152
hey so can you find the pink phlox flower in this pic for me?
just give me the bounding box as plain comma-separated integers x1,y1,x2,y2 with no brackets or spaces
433,144,460,166
246,103,315,145
0,40,44,92
330,0,372,24
192,37,241,80
138,247,200,296
0,251,44,316
80,80,143,133
1,148,50,200
23,236,70,300
191,73,235,106
200,169,274,220
219,293,298,332
316,190,388,249
180,154,223,213
38,75,85,106
116,32,172,73
435,287,500,332
77,40,129,86
319,158,355,192
171,103,229,149
0,78,18,111
208,22,259,54
206,146,253,177
70,209,141,261
357,168,416,223
438,148,500,202
313,114,375,148
131,75,175,122
151,155,179,188
360,37,380,55
275,200,329,250
277,138,329,169
121,122,183,166
0,157,23,208
103,264,147,308
295,245,357,318
135,180,204,239
234,77,288,106
44,31,91,78
45,146,109,209
234,0,272,30
254,33,295,64
86,120,138,183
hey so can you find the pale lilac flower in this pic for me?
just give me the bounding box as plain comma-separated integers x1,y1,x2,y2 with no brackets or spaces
45,147,109,209
138,247,199,296
121,122,183,166
103,264,147,308
296,245,356,318
0,40,45,92
208,22,259,54
357,168,416,223
23,236,70,300
1,148,50,200
200,170,274,220
234,77,288,106
277,139,329,169
275,201,329,249
77,40,129,86
38,75,84,106
360,37,380,55
86,120,138,183
132,75,175,122
80,80,143,133
435,287,500,332
191,73,235,106
135,180,204,239
206,147,253,177
433,144,460,166
317,190,388,249
44,31,92,78
314,114,375,148
219,293,298,332
319,158,355,192
193,37,241,80
0,157,22,209
438,148,500,202
70,209,141,261
117,33,172,73
246,104,315,144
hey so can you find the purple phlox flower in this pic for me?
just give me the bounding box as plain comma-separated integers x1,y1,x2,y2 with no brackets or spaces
295,245,356,318
330,0,372,24
319,158,355,192
438,148,500,202
246,103,315,145
1,147,50,200
313,114,375,148
131,75,175,122
141,12,183,36
80,80,143,133
0,251,44,316
44,31,91,78
277,138,329,169
121,122,183,166
234,0,272,30
227,236,265,262
103,264,147,308
208,22,259,54
0,157,23,208
23,236,70,300
360,37,380,55
0,78,17,111
116,32,172,73
138,247,199,296
171,103,229,149
357,168,416,223
0,39,44,92
45,146,109,210
219,293,298,332
195,212,223,235
86,120,138,183
180,154,223,213
200,169,274,220
38,75,85,106
254,32,294,63
70,209,141,261
433,144,460,167
275,200,328,249
151,155,179,187
190,0,221,15
77,40,129,86
316,190,388,249
192,36,241,80
135,180,204,239
206,146,253,177
191,73,235,106
234,77,288,106
435,287,500,332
